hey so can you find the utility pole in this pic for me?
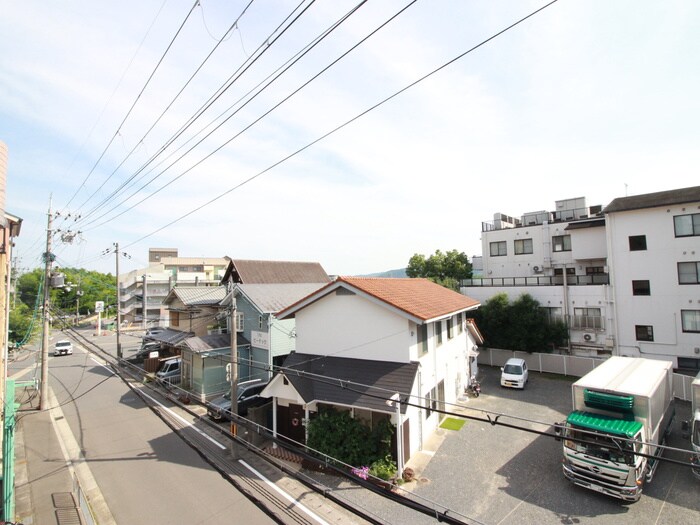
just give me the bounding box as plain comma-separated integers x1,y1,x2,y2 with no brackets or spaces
115,242,122,359
39,203,53,411
230,297,238,458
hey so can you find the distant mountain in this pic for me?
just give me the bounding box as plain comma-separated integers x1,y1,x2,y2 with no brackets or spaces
360,268,407,278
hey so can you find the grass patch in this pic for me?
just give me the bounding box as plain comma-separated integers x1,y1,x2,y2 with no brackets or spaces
440,417,466,431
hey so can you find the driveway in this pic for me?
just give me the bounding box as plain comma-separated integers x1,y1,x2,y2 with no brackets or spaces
409,366,699,525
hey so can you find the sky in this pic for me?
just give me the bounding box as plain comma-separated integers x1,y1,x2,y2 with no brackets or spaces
2,0,699,278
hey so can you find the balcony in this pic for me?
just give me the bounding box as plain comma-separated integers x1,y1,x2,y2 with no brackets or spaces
461,274,609,287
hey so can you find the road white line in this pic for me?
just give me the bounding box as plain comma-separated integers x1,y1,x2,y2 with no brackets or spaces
238,459,331,525
90,356,115,374
48,387,117,524
138,390,226,450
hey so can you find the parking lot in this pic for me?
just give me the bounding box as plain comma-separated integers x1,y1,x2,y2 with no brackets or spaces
409,366,699,525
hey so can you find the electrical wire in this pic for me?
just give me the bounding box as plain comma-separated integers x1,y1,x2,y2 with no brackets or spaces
72,0,259,216
61,0,201,212
116,0,559,250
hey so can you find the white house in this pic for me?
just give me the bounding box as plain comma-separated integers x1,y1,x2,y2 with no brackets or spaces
262,276,482,473
461,186,700,371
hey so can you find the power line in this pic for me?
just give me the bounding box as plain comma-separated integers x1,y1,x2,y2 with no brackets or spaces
73,0,352,231
61,0,201,212
60,0,169,211
71,0,259,216
117,0,560,249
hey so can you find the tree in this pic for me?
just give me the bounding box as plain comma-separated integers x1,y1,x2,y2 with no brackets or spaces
406,249,472,290
471,293,568,353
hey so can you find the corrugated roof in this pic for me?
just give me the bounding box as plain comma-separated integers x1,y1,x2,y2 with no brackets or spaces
180,333,249,353
279,277,480,322
604,186,700,214
236,283,326,313
222,259,331,285
281,353,418,414
145,328,193,345
165,286,226,306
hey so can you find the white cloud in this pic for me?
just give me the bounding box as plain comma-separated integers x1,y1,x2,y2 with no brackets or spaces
3,1,700,276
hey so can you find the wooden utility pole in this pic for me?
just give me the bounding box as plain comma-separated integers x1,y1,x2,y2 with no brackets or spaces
230,297,238,457
39,203,53,410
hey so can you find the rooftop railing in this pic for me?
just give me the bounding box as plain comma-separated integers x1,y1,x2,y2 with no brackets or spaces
461,274,609,287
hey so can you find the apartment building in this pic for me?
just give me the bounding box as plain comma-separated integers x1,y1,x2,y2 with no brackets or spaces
119,248,229,327
461,186,700,371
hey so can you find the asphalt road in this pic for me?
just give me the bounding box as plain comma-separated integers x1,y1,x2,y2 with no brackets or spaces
40,330,277,525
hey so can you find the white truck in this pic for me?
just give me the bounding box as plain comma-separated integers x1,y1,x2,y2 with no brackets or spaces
690,372,700,479
561,356,674,502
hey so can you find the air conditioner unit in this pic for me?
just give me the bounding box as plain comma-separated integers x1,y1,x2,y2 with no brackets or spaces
532,265,541,273
583,333,594,342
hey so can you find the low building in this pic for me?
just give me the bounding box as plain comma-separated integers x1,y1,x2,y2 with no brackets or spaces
263,277,482,473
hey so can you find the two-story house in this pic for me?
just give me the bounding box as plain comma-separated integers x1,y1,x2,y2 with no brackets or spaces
226,283,327,384
262,277,481,473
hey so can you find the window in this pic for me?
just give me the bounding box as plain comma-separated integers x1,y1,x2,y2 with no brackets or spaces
541,307,563,324
447,318,454,339
632,280,651,296
514,238,533,255
552,235,571,252
674,213,700,237
629,235,647,251
490,241,507,256
681,310,700,333
678,262,700,284
417,324,428,354
435,320,443,346
425,387,437,418
586,267,605,275
170,311,180,327
457,312,463,333
677,357,700,371
573,307,603,330
635,325,654,341
236,313,244,332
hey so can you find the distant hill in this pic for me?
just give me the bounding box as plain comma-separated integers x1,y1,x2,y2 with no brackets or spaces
360,268,407,278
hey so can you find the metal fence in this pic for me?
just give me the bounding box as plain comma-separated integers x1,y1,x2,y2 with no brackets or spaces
479,347,694,402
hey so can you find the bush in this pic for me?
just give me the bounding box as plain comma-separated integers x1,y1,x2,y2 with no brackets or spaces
369,455,397,481
306,407,394,468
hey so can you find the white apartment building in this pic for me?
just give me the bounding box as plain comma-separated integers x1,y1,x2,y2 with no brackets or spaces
461,186,700,372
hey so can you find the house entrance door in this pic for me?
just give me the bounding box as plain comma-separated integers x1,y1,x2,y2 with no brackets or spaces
278,403,306,445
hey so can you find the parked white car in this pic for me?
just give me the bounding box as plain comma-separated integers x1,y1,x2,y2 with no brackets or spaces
54,340,73,356
501,358,528,389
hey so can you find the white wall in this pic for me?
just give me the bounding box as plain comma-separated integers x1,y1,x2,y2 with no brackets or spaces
294,291,411,363
607,205,700,365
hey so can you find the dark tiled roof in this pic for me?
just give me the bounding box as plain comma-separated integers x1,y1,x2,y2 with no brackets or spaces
604,186,700,214
280,353,419,414
565,217,606,230
221,260,331,285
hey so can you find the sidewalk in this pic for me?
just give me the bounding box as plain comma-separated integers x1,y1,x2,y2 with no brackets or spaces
14,388,88,525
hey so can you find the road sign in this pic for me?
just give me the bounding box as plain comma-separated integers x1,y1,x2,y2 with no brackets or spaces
95,301,104,313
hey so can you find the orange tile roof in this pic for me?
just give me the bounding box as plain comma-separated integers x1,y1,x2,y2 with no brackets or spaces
337,277,480,321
